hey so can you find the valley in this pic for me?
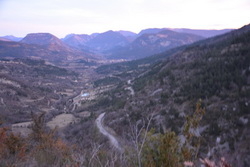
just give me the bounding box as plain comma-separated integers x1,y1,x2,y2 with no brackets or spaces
0,24,249,166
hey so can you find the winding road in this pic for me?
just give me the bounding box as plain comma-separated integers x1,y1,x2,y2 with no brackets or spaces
125,86,135,96
96,113,123,152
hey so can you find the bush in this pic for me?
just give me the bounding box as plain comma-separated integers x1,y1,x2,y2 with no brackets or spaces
0,127,27,166
142,131,183,167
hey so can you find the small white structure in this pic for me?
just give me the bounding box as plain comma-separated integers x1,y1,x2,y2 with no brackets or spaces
81,93,90,97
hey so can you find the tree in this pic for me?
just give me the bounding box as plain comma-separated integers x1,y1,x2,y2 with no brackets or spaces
29,112,76,166
142,130,183,167
182,99,205,162
140,100,206,167
0,127,27,166
127,113,154,167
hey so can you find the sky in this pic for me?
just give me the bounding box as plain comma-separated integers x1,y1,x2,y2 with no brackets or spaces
0,0,249,38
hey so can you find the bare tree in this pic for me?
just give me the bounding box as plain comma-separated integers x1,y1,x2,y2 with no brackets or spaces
128,113,154,167
88,143,103,166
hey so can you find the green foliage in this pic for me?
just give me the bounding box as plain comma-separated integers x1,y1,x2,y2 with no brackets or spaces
22,58,45,66
180,43,249,100
231,31,250,44
0,127,27,166
129,111,142,122
160,92,169,103
96,96,112,108
30,112,47,142
133,77,147,91
182,100,205,161
29,113,76,166
93,76,121,87
34,65,70,76
140,101,205,166
142,130,183,167
76,59,98,66
112,98,126,110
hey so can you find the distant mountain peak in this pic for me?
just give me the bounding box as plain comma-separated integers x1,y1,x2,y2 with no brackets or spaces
21,33,61,46
138,28,167,36
85,30,129,51
106,30,204,60
0,35,23,42
116,30,137,37
62,34,93,50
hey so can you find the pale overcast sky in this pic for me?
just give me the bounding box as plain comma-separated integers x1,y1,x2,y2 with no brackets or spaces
0,0,249,38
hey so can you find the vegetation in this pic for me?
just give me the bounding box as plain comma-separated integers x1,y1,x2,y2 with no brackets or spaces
0,127,26,166
93,76,121,87
139,101,205,167
87,24,250,166
0,101,234,167
0,58,79,124
1,23,249,167
142,131,183,167
0,113,76,166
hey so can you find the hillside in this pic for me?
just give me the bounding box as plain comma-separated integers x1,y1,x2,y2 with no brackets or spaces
73,23,250,166
62,34,94,51
0,58,80,124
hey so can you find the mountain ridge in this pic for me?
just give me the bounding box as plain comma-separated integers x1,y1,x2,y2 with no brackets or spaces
170,28,233,38
85,30,130,51
105,29,204,60
21,33,73,51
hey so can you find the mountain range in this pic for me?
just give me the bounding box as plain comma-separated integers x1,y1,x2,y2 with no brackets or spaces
0,27,233,62
0,33,97,64
0,35,22,42
61,28,232,60
105,29,204,59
